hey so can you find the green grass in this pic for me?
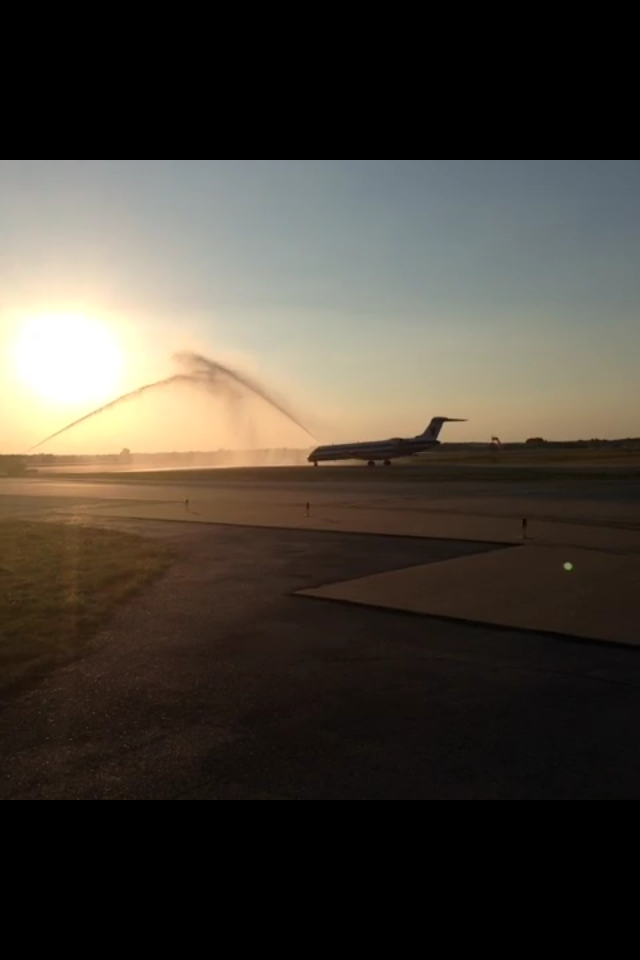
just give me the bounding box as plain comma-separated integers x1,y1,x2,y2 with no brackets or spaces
29,446,640,486
0,522,172,690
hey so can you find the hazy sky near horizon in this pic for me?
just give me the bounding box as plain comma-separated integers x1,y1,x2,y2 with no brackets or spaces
1,159,639,452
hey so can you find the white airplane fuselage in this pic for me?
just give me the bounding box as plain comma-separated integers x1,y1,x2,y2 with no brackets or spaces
308,418,466,466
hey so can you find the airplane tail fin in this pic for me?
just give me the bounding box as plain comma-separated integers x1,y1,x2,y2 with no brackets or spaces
420,417,467,441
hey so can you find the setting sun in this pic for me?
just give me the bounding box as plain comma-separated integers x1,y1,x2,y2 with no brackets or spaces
14,313,123,406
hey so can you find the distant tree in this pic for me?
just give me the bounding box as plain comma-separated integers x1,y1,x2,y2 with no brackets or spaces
526,437,546,446
0,455,27,476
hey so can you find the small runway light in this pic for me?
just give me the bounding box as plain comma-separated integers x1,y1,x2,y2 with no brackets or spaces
564,562,574,573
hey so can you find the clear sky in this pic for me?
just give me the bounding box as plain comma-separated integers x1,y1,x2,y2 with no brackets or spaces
1,159,639,453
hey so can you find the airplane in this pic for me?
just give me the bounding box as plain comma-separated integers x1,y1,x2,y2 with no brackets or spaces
308,417,467,467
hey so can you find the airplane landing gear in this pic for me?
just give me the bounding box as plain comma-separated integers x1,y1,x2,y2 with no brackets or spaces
384,460,391,467
367,461,376,468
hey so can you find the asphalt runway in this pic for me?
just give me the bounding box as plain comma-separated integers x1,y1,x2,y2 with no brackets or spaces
2,471,640,799
3,470,640,524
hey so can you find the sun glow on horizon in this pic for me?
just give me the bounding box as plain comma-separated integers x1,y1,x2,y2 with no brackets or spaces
14,313,123,406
